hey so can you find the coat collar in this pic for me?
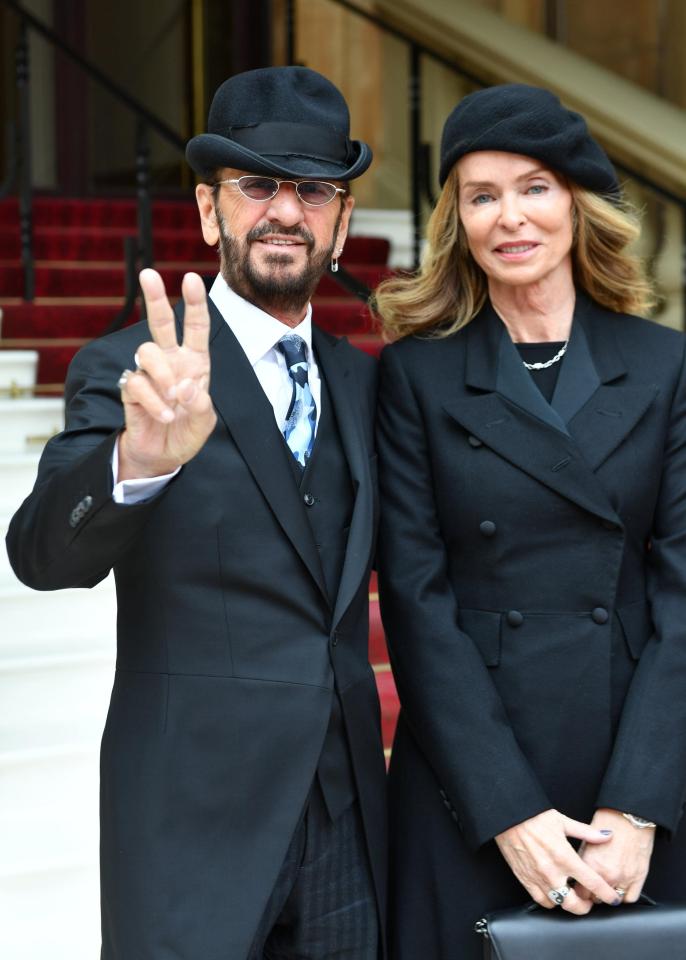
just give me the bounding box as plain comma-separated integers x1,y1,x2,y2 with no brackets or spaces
446,293,656,522
313,327,374,626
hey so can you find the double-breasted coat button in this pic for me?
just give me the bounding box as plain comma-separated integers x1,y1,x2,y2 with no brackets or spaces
303,493,315,507
468,435,483,448
592,607,609,624
507,610,524,628
479,520,497,537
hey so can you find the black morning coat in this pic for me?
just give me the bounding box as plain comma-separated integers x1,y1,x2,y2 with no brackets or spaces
6,298,387,960
376,293,686,959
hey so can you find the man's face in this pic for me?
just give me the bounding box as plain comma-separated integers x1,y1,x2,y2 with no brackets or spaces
196,168,354,320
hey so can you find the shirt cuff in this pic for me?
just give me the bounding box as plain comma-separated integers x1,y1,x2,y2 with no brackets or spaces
111,436,180,504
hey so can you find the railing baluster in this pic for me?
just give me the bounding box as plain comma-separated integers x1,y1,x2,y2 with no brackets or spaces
136,120,153,269
286,0,296,64
409,44,422,271
16,17,34,301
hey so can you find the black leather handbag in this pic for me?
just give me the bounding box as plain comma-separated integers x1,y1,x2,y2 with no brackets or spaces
474,897,686,959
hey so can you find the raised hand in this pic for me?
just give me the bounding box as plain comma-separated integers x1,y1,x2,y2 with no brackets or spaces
117,269,217,481
495,808,621,914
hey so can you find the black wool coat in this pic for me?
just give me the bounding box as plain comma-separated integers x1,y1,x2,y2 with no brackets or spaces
7,298,387,960
376,294,686,960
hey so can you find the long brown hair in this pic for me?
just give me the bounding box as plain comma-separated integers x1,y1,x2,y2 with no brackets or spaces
374,168,655,341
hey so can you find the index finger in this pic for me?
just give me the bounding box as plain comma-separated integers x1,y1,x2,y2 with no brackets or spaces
139,268,179,352
180,272,211,354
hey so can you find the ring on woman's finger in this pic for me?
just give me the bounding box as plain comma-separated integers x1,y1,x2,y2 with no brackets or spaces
117,369,133,390
614,887,627,898
547,885,571,906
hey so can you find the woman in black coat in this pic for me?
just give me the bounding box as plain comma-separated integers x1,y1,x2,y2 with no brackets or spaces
375,83,686,959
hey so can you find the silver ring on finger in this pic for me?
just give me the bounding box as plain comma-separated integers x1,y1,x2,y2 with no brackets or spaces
547,884,572,906
614,887,627,898
117,369,133,390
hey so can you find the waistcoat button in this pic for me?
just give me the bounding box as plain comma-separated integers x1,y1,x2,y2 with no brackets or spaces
592,607,609,624
507,610,524,627
479,520,496,537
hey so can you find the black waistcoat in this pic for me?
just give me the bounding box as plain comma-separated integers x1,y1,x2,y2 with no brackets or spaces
286,375,357,819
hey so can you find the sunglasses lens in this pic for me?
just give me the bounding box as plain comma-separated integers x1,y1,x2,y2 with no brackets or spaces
297,181,338,205
237,177,279,201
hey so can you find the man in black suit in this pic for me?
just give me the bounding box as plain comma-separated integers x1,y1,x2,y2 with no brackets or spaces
7,66,386,960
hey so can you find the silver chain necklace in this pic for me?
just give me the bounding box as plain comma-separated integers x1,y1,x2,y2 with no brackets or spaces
522,340,569,371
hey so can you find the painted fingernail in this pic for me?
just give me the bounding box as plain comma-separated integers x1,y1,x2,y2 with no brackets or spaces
612,898,622,906
600,829,613,835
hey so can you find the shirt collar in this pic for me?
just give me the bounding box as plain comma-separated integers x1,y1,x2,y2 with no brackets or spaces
208,274,313,367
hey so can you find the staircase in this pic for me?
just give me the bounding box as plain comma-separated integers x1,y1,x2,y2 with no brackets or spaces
0,195,398,959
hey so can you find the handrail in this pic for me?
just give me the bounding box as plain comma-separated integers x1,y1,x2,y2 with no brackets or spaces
0,0,188,316
0,0,185,151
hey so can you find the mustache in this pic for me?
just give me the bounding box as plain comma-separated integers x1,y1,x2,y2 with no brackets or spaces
246,222,315,249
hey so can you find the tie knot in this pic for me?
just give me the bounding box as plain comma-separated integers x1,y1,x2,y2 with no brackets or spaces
278,334,308,370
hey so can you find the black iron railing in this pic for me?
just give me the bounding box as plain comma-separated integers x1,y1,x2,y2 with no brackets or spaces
0,0,186,321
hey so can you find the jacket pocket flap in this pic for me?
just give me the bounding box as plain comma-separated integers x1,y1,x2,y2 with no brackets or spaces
616,601,653,660
458,608,501,666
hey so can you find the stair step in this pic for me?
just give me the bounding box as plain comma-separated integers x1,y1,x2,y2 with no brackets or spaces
0,261,391,298
0,576,117,647
0,861,101,959
0,348,38,393
0,648,114,752
0,397,64,452
0,225,390,266
0,451,41,516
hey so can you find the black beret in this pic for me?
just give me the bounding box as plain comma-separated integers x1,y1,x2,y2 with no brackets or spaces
439,83,619,196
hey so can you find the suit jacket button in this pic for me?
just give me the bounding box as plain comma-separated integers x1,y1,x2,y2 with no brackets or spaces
468,435,483,448
507,610,524,628
303,493,315,507
592,607,609,624
479,520,496,537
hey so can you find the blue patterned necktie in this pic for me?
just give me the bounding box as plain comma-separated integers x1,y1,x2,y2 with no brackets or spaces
277,334,317,469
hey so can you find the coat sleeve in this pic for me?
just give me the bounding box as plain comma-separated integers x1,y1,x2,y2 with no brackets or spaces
377,344,551,849
6,332,169,591
597,338,686,833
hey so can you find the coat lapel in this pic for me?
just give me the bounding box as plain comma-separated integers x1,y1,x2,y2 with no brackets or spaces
448,297,659,521
564,296,658,470
197,299,329,603
313,327,374,627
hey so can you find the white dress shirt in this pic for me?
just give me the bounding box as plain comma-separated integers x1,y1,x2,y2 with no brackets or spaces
112,274,321,503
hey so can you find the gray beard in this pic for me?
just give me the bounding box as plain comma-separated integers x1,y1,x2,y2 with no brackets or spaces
215,209,341,316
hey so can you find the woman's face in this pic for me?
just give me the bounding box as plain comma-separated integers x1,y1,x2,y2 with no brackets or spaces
457,151,574,293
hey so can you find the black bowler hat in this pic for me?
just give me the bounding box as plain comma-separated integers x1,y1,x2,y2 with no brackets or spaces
186,66,372,181
439,83,619,196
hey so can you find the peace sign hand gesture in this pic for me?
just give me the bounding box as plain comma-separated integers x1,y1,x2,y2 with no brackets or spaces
117,269,217,481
